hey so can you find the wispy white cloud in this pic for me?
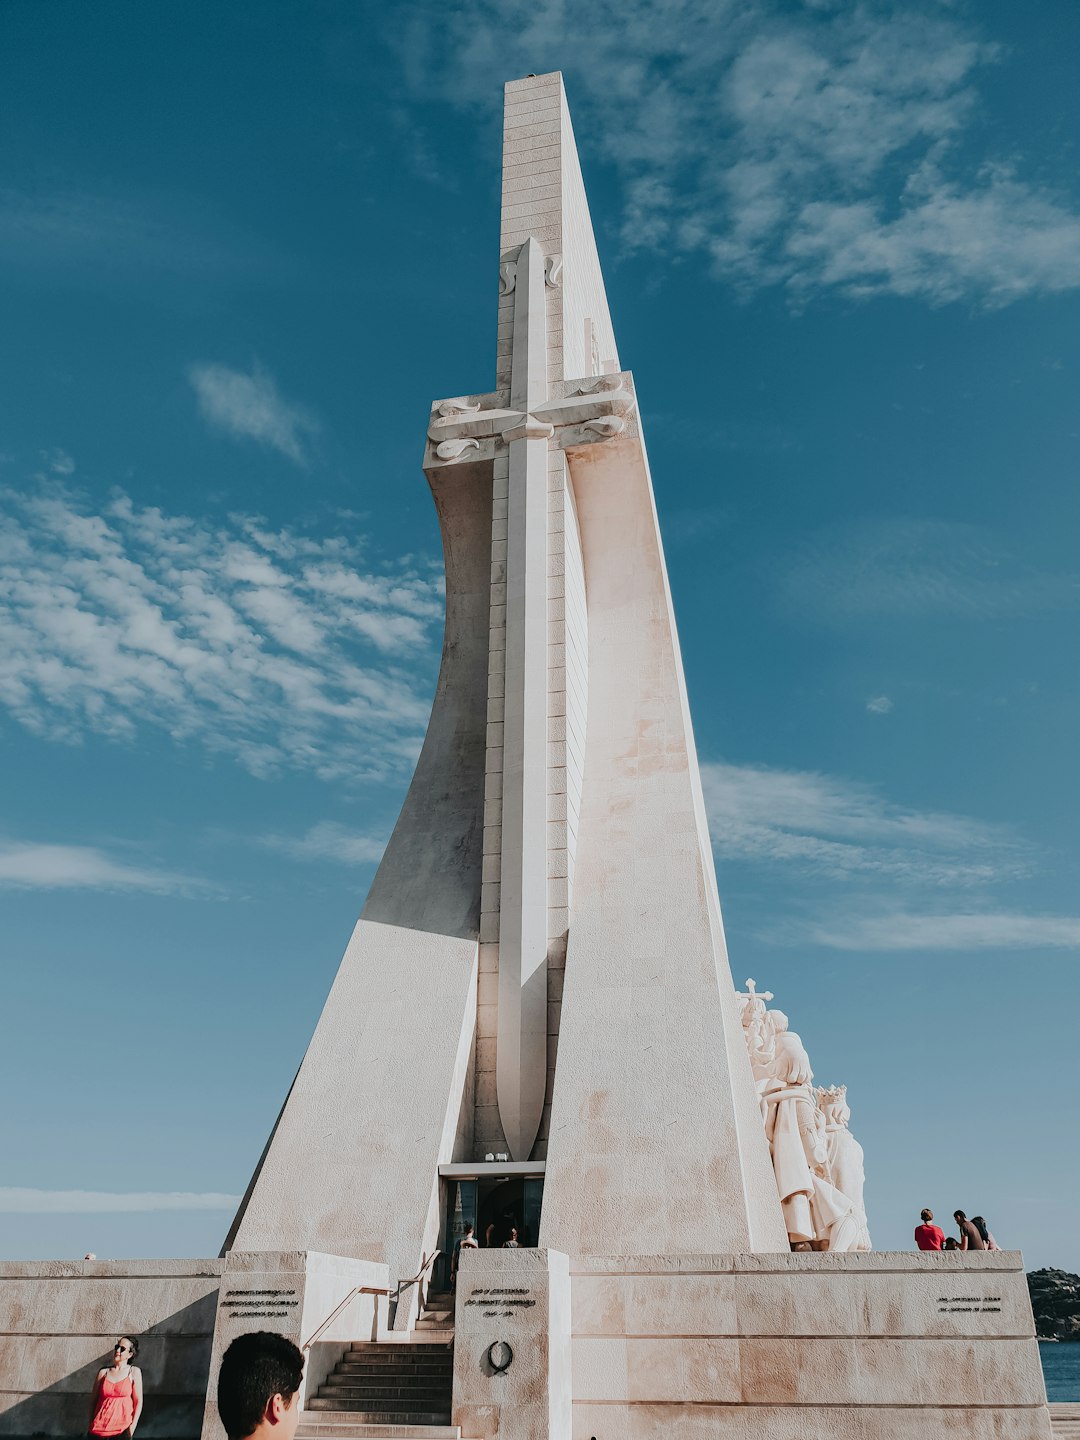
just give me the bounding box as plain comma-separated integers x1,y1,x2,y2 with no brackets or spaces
866,694,893,714
0,840,197,894
793,908,1080,952
188,362,319,465
780,518,1080,624
0,187,258,281
260,820,388,865
406,1,1080,307
703,758,1078,954
701,759,1027,885
0,484,442,782
0,1188,239,1213
42,449,75,476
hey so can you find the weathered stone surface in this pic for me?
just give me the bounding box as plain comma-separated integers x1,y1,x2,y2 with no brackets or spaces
568,1251,1052,1437
452,1248,571,1440
0,1259,222,1440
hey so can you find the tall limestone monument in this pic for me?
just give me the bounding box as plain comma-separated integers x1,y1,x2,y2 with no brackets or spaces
225,67,788,1288
0,71,1052,1440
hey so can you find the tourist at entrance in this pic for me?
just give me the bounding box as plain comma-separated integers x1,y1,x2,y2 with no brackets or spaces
503,1227,520,1248
88,1337,143,1439
450,1222,478,1287
954,1210,986,1250
216,1331,304,1440
972,1216,1000,1250
914,1208,945,1250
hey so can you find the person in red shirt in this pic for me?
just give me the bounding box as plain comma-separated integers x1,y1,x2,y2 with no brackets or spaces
914,1207,945,1250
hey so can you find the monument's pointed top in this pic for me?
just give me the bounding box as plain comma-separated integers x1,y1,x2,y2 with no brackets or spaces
497,71,618,390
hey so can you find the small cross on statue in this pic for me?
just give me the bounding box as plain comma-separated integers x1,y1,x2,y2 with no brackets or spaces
736,978,774,1005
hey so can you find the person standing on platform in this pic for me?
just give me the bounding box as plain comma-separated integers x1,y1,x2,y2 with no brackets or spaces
216,1331,304,1440
88,1337,143,1440
954,1210,986,1250
914,1208,945,1250
451,1222,478,1287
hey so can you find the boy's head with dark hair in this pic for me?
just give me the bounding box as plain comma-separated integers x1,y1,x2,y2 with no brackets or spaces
217,1332,304,1440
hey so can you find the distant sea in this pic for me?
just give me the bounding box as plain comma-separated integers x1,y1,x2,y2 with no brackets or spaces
1041,1342,1080,1401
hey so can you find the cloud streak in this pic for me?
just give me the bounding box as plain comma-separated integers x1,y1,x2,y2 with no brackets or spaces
704,758,1079,954
0,840,198,894
260,821,388,865
794,908,1080,952
406,1,1080,308
188,362,319,465
779,519,1080,624
0,1188,239,1213
0,484,442,783
701,759,1027,885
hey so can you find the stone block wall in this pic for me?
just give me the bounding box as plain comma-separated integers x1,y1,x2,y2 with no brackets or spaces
0,1258,222,1439
569,1250,1052,1439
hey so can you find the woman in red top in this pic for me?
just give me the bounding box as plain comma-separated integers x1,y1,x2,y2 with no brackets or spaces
88,1337,143,1439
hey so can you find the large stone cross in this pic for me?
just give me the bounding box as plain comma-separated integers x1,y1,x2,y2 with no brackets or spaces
426,234,635,1161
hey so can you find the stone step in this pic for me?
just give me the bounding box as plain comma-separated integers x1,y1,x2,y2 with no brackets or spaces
335,1356,454,1367
298,1419,460,1440
305,1407,452,1425
333,1365,453,1378
351,1336,452,1347
320,1389,451,1404
322,1378,453,1392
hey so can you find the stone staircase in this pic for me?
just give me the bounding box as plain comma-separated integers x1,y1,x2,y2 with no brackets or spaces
297,1291,458,1440
1051,1403,1080,1437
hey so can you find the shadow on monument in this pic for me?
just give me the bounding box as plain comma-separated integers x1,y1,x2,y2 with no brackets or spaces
1,1295,215,1440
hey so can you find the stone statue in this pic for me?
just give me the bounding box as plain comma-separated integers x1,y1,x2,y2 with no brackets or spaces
818,1084,871,1251
761,1009,822,1247
737,979,776,1119
737,981,872,1252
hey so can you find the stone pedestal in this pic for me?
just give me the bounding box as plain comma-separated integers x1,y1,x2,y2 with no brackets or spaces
200,1251,389,1440
570,1250,1052,1438
452,1248,571,1440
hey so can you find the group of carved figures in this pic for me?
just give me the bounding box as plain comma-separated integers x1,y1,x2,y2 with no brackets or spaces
738,980,872,1253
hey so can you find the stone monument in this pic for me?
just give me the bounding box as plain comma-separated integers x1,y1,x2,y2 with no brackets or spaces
0,70,1053,1440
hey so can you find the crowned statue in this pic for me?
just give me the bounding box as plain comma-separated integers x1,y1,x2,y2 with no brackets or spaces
737,981,871,1252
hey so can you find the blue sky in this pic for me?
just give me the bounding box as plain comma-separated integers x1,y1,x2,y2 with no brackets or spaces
1,0,1078,1271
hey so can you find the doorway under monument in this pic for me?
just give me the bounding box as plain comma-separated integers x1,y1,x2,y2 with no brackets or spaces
438,1163,545,1288
479,1177,523,1249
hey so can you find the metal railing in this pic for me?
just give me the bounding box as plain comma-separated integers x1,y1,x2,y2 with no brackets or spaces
301,1250,442,1351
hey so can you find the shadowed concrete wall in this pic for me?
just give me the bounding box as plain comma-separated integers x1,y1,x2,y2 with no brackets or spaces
225,459,493,1289
540,389,788,1256
0,1259,221,1439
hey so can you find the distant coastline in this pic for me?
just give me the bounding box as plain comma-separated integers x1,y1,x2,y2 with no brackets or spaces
1029,1269,1080,1341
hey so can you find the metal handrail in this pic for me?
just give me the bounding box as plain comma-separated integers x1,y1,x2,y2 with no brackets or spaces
301,1250,442,1350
